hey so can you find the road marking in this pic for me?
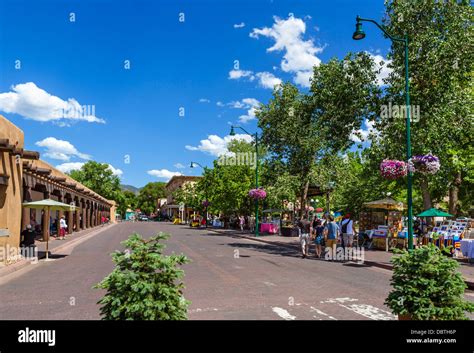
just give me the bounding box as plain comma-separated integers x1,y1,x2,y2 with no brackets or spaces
263,281,276,287
310,306,337,320
272,307,296,320
338,304,396,320
321,297,359,304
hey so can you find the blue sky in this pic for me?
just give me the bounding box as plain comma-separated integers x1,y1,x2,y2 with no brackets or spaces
0,0,390,187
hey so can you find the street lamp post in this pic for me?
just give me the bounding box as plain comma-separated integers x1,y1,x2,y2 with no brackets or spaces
230,125,260,237
190,161,208,228
352,15,414,250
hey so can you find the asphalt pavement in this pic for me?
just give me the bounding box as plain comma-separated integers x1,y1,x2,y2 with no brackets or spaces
0,222,472,320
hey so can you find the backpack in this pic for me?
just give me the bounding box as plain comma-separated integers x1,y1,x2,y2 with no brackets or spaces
341,219,350,233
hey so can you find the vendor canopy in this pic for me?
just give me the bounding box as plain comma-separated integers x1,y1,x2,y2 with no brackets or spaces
417,208,453,218
22,198,77,211
363,197,405,211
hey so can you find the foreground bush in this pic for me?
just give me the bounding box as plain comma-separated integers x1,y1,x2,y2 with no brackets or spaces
385,244,474,320
95,232,190,320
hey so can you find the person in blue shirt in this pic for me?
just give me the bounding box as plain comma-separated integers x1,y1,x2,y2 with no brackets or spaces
324,215,340,260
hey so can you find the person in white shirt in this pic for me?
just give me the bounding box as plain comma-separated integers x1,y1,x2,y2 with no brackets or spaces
341,214,356,248
59,216,68,240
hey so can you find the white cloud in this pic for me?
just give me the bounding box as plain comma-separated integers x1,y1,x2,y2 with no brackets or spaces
228,101,246,109
250,15,323,88
147,169,182,181
0,82,105,124
55,162,85,173
35,137,91,161
370,54,392,86
174,163,185,169
199,98,210,103
107,164,123,177
225,98,261,123
228,69,255,80
216,101,225,107
350,119,378,143
234,22,245,28
255,72,282,89
186,133,253,157
55,162,122,177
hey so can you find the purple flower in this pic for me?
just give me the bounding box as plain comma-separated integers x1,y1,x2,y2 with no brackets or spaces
380,160,407,179
408,154,440,174
249,188,267,199
202,200,210,207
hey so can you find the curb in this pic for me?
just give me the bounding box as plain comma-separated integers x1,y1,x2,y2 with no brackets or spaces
0,223,117,281
209,228,474,291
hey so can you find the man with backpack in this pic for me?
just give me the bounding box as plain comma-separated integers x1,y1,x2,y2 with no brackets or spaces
341,213,356,249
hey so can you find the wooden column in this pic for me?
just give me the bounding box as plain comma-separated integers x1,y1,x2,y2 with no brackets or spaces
21,186,32,233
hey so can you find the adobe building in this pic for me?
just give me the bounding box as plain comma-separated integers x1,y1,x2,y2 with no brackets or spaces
0,115,116,265
162,175,202,222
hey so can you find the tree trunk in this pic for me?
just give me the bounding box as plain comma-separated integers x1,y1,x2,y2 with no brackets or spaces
300,180,309,218
449,172,462,216
420,177,432,210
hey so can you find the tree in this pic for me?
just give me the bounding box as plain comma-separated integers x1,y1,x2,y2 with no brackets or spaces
257,52,380,215
137,182,166,215
379,0,474,215
95,232,190,320
117,190,138,217
201,140,256,217
68,161,123,201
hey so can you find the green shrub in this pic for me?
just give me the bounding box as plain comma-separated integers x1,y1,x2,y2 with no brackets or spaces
385,244,474,320
95,232,190,320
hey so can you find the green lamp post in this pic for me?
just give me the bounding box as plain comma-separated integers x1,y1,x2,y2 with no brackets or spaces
352,15,414,250
229,125,260,237
190,161,208,228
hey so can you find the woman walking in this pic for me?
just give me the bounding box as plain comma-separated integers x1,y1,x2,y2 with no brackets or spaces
313,219,325,258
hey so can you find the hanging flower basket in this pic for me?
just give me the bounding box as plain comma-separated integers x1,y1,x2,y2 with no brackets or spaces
249,188,267,200
202,200,210,207
408,154,440,175
380,160,407,179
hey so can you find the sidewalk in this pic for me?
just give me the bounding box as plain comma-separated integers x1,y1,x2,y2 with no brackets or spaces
0,223,116,280
208,228,474,290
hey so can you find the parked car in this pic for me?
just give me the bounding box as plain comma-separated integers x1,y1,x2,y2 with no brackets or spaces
138,215,149,222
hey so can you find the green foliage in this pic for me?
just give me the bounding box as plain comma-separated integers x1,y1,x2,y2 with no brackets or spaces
95,232,190,320
68,161,122,201
379,0,474,213
137,182,166,215
117,190,138,217
385,244,474,320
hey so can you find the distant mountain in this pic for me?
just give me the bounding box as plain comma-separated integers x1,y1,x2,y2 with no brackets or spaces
121,184,141,194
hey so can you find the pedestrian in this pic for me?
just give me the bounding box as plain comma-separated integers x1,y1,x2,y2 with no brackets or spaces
323,215,339,261
239,215,245,232
298,215,311,259
20,224,36,247
341,213,356,249
313,218,325,258
249,216,255,232
59,216,67,240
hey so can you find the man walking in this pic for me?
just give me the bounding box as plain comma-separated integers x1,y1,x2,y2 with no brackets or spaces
341,213,356,249
298,215,311,259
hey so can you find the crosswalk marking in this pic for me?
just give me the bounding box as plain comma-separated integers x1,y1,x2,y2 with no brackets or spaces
271,298,395,321
310,306,337,320
337,303,396,320
272,307,296,320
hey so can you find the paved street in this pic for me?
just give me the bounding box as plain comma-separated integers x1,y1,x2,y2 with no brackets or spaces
0,222,471,320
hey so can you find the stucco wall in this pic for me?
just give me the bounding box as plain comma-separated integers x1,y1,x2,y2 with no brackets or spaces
0,115,24,263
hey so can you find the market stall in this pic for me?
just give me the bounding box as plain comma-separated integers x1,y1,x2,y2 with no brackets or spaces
260,209,283,235
360,198,406,250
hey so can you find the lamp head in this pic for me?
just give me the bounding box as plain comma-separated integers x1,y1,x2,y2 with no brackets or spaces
229,126,236,136
352,16,366,40
190,162,195,168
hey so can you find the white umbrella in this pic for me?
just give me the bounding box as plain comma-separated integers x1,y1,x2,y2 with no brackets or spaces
22,199,77,260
